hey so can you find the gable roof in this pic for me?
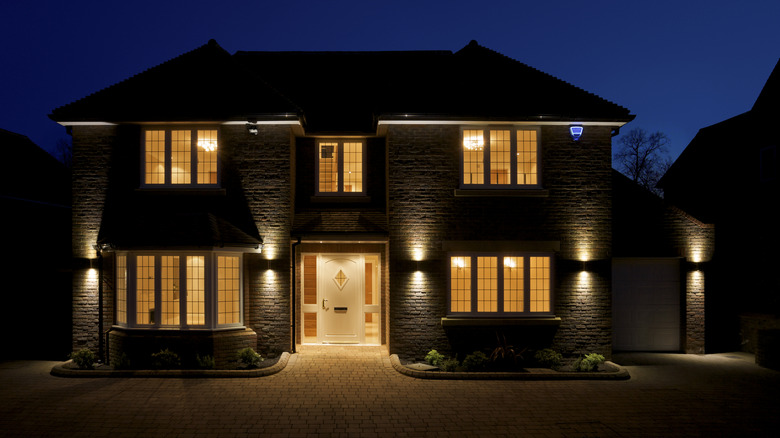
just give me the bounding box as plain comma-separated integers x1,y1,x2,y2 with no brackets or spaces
50,40,633,132
49,40,300,123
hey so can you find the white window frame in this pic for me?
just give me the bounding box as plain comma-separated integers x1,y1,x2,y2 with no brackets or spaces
141,128,221,188
315,138,366,195
114,251,243,330
459,127,541,189
447,253,554,316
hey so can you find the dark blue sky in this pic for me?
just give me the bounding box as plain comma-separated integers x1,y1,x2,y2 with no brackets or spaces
2,0,778,161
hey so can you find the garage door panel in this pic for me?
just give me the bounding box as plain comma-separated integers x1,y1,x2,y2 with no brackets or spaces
613,258,681,351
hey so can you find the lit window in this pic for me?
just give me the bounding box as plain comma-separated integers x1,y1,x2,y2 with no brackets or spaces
115,252,242,329
317,139,364,194
461,128,539,188
448,254,552,315
143,129,219,187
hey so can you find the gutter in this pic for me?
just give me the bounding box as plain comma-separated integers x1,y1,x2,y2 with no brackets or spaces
290,236,302,354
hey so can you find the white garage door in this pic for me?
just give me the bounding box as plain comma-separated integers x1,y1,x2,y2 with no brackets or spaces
613,258,681,351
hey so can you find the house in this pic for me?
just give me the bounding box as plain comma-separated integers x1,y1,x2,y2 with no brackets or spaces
50,39,710,368
0,128,71,359
658,58,780,354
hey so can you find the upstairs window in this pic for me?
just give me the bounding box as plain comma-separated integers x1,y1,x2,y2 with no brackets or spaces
461,128,539,188
317,139,365,194
143,129,219,187
449,254,552,315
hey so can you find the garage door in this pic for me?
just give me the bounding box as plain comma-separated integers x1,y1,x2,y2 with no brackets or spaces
612,258,681,351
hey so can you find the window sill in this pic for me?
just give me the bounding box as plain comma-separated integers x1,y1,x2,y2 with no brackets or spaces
454,189,549,198
136,188,226,196
441,317,561,327
310,195,371,204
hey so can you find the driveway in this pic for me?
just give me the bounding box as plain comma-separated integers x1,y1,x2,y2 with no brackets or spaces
1,347,778,437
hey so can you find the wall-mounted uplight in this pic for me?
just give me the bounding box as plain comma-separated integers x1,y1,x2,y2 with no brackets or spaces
569,125,583,141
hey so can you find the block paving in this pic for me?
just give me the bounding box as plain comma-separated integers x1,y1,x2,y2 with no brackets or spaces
1,347,779,437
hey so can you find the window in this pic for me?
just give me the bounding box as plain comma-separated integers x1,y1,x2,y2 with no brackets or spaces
448,254,552,315
461,128,539,188
317,139,365,194
115,252,242,329
143,129,219,187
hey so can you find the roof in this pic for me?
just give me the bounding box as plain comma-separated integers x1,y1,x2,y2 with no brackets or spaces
51,40,633,132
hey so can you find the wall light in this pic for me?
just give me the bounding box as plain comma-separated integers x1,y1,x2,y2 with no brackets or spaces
569,125,583,141
246,122,258,135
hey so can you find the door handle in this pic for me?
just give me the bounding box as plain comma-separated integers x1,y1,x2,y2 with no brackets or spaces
322,299,328,309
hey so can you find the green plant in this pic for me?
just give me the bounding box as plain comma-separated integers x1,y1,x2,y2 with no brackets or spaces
534,348,563,370
439,357,460,372
425,349,446,366
489,332,526,368
70,348,96,370
461,351,489,372
112,352,131,370
572,353,606,372
237,347,263,368
196,354,215,370
151,349,181,369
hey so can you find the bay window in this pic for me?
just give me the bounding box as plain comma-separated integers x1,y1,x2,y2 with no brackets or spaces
114,252,242,329
449,254,552,315
461,128,539,188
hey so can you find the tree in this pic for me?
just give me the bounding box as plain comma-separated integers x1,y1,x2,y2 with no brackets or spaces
54,138,72,169
613,128,672,196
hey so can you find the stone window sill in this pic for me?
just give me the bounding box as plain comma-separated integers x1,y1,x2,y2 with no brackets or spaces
441,317,561,327
454,189,549,198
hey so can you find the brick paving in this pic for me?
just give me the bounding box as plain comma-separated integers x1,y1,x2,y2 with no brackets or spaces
1,347,779,437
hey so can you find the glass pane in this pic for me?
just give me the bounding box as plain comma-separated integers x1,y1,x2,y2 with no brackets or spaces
450,257,471,312
187,256,205,326
529,256,550,312
517,130,538,185
144,130,165,184
136,256,155,325
462,130,484,185
197,130,218,184
343,142,363,192
477,257,497,312
116,255,127,324
303,255,317,305
217,256,240,325
318,142,339,192
490,130,511,184
364,255,379,306
170,130,192,184
160,256,180,326
303,312,317,343
503,257,524,312
364,312,380,345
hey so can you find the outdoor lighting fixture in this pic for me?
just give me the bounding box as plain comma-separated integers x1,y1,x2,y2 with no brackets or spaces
246,122,258,135
569,125,583,141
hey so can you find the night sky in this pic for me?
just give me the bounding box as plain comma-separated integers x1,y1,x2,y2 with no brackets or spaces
2,0,779,161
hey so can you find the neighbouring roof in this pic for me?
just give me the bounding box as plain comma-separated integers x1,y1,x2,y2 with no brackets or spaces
50,40,633,133
0,128,70,206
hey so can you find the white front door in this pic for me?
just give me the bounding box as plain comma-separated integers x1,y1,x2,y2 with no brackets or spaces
320,254,361,343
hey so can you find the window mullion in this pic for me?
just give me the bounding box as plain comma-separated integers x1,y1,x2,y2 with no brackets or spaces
191,130,198,185
154,255,161,327
179,255,187,328
128,255,137,327
337,141,345,193
523,256,531,313
483,130,490,187
510,129,518,185
497,256,504,313
165,131,171,185
470,256,478,314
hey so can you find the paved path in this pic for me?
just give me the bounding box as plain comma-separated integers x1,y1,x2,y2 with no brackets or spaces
1,347,779,437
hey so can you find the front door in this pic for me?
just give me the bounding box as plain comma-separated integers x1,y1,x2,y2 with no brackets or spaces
320,254,361,343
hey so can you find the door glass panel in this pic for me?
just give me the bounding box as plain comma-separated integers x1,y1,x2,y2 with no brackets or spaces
365,312,379,345
303,255,317,305
303,312,317,344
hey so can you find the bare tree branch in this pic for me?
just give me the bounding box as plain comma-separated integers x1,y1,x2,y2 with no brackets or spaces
613,128,671,196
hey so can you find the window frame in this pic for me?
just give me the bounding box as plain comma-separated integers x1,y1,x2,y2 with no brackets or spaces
114,251,243,330
315,138,366,196
459,127,541,189
140,128,221,188
447,252,554,317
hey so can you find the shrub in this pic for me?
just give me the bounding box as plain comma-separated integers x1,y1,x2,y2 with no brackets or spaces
151,349,181,369
573,353,606,372
461,351,489,372
196,354,215,370
425,349,446,366
237,348,263,368
439,357,460,372
534,348,563,370
70,349,96,370
112,352,131,370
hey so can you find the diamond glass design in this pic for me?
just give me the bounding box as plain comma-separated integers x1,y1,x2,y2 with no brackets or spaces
333,268,349,290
